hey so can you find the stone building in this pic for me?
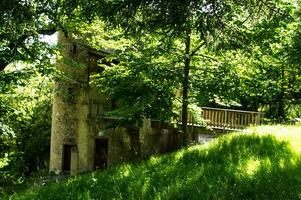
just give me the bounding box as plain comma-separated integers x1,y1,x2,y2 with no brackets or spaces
49,33,189,175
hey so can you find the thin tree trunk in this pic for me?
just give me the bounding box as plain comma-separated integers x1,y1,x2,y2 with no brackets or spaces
278,65,285,121
181,30,191,146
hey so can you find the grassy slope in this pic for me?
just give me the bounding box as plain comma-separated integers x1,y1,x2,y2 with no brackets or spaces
9,125,301,200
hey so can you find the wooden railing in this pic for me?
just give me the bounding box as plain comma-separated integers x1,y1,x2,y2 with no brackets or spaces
201,107,261,130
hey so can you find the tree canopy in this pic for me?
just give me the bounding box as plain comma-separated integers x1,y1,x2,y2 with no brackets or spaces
92,0,295,144
0,0,99,71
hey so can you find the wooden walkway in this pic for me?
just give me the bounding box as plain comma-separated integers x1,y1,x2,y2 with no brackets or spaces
201,107,261,130
91,102,262,131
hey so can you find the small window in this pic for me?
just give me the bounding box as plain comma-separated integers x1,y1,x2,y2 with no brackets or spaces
70,44,77,54
73,44,77,54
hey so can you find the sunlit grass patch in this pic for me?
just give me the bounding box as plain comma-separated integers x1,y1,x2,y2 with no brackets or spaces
244,157,261,176
247,124,301,152
8,125,301,200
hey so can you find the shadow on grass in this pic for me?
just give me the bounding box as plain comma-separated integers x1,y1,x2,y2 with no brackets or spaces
12,134,301,200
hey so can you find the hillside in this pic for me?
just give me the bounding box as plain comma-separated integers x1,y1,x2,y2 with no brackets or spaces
9,125,301,200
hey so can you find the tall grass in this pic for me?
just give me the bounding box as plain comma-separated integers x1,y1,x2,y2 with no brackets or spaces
8,125,301,200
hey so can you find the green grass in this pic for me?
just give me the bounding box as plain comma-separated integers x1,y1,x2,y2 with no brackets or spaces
7,125,301,200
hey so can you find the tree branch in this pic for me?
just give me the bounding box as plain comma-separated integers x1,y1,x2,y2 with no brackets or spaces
194,53,219,62
37,29,56,35
190,41,206,57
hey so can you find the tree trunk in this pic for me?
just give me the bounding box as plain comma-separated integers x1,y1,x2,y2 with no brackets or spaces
181,30,191,146
269,102,272,118
278,65,285,121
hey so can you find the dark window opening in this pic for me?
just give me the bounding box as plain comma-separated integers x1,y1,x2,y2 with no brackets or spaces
95,138,108,170
73,44,77,54
66,87,76,103
62,144,73,172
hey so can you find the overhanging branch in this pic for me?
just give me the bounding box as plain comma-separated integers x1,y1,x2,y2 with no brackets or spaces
194,53,219,62
190,41,206,57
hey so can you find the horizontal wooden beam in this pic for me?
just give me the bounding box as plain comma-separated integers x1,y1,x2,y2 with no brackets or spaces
201,107,261,114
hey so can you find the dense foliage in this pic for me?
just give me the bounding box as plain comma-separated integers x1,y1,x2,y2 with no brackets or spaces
0,64,53,194
95,0,296,141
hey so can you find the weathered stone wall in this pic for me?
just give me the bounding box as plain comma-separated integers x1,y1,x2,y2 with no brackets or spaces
76,87,93,172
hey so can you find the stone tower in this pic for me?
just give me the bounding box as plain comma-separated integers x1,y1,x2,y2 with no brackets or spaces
49,32,109,174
